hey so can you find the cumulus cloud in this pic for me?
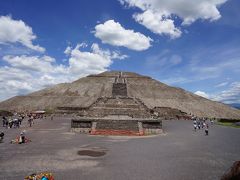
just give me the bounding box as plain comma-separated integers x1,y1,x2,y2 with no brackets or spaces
120,0,228,38
0,55,68,100
194,91,210,99
0,15,45,52
0,43,127,101
94,20,152,51
66,43,127,75
133,10,182,39
3,55,58,73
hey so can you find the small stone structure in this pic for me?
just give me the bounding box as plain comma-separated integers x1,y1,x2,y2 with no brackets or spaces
71,117,162,136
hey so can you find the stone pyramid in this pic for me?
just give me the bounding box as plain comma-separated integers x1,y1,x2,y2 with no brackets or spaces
0,71,239,119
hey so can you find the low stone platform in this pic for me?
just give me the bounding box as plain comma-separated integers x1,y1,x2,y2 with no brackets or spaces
71,117,162,136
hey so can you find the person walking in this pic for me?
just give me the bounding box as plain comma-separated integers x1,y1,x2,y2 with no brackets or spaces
28,116,33,127
205,124,209,136
0,131,4,142
9,119,13,128
5,119,8,129
16,119,20,128
194,123,197,131
2,116,6,127
197,120,201,130
193,119,197,125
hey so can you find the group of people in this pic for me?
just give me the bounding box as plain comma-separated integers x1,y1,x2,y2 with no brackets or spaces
2,113,38,129
10,130,30,144
2,116,23,129
1,112,46,144
192,117,213,135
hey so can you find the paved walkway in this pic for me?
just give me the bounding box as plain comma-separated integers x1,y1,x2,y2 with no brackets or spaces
0,117,239,180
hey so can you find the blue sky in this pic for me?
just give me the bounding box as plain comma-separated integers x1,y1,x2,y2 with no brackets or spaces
0,0,240,104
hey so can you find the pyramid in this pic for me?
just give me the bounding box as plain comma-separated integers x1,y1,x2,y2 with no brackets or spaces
0,71,239,119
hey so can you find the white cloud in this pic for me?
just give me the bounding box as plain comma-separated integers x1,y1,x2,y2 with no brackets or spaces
3,55,58,73
212,82,240,104
0,15,45,52
120,0,228,38
67,43,127,74
0,43,127,101
194,91,210,99
162,77,192,85
94,20,152,51
215,82,229,88
133,10,182,39
64,46,72,55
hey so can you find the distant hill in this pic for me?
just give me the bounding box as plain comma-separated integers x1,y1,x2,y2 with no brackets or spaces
229,103,240,109
0,71,240,119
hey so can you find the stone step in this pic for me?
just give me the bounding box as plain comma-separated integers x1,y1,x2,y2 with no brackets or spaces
112,83,127,97
92,104,140,108
91,130,141,136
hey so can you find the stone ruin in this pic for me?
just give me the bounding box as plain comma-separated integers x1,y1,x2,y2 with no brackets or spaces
57,72,165,136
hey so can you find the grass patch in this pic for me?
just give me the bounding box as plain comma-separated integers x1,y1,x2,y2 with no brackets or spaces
44,108,55,115
217,121,240,128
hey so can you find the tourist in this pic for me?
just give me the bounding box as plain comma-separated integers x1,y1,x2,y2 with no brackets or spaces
16,118,20,128
0,131,4,142
28,118,32,127
19,131,25,144
28,116,34,127
9,119,13,128
200,120,204,129
203,121,206,128
13,118,19,128
193,119,197,131
193,119,197,125
205,125,209,136
194,123,197,131
210,119,214,125
197,120,201,129
2,116,6,127
5,119,8,129
18,133,23,144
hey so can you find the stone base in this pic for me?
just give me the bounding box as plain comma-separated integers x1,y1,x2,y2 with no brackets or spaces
71,117,162,136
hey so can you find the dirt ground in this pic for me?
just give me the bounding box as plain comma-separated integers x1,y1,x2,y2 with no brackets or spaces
0,116,239,180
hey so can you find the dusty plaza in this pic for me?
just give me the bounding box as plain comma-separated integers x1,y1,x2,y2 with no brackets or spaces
0,116,239,180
